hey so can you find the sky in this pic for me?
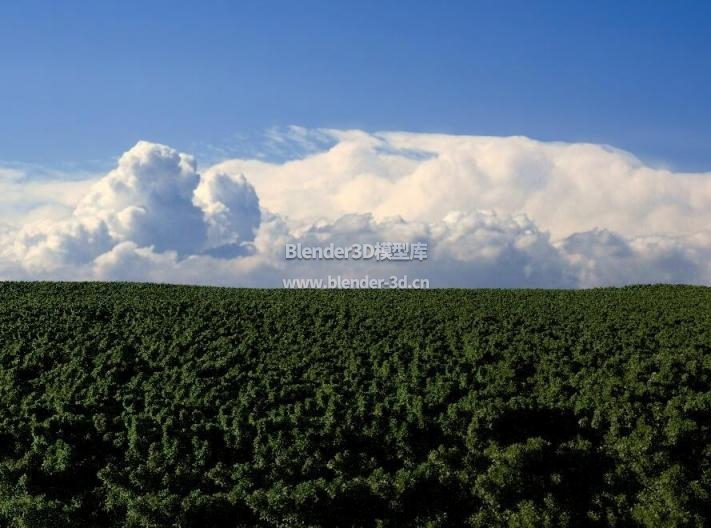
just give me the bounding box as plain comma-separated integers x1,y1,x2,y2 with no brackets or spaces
1,1,711,288
1,1,711,170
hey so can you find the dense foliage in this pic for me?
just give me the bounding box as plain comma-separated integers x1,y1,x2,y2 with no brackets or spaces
0,283,710,527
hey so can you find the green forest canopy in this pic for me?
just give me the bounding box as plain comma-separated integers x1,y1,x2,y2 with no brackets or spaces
0,283,710,527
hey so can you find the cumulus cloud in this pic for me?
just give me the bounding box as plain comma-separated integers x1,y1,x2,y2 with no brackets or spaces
0,141,262,280
193,171,261,256
73,141,207,255
559,229,711,287
208,130,711,240
0,130,710,287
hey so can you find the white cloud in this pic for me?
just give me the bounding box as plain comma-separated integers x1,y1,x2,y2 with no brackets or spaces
0,170,96,227
0,141,262,281
73,141,207,255
193,171,261,255
77,210,568,288
0,130,710,287
559,229,711,287
208,130,711,240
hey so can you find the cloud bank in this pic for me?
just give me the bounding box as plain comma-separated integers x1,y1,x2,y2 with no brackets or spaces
1,129,710,287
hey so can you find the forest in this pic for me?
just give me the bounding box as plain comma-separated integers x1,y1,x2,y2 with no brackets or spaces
0,282,710,527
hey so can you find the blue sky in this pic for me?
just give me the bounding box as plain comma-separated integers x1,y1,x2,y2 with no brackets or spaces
1,0,710,170
2,3,711,286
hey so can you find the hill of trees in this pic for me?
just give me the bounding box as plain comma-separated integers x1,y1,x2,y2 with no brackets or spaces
0,283,710,527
